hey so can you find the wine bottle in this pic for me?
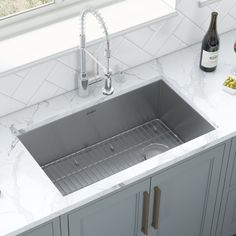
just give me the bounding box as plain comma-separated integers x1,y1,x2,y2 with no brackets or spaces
200,12,220,72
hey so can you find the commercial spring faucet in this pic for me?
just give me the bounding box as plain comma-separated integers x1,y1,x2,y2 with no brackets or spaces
79,8,114,97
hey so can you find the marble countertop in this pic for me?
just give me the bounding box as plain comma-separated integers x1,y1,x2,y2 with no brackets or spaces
1,29,236,236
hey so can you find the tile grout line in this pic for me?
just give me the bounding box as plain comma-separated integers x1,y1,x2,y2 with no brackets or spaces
26,61,58,105
11,67,33,98
122,35,156,58
153,16,185,56
0,91,27,105
56,58,79,73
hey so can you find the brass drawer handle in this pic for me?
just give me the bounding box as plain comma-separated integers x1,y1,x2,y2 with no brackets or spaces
141,191,149,235
152,186,161,230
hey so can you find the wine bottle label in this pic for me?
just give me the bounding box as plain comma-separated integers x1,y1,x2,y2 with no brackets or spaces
201,50,218,68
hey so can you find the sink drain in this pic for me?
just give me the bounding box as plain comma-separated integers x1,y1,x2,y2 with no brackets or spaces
142,143,169,160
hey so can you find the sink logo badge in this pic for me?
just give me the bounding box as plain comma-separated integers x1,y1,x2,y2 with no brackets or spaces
86,109,97,115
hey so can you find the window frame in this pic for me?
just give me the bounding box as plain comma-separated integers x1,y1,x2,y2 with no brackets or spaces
0,0,120,40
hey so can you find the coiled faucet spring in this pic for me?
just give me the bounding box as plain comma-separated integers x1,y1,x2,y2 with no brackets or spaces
79,8,114,96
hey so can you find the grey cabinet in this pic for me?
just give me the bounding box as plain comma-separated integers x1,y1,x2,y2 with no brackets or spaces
18,218,60,236
61,179,150,236
61,142,228,236
148,144,226,236
18,141,231,236
217,138,236,236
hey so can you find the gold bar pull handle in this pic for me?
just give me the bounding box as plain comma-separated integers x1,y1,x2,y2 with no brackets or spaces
152,186,161,230
141,191,149,235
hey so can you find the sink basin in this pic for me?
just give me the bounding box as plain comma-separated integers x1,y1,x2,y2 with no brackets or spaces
18,80,214,196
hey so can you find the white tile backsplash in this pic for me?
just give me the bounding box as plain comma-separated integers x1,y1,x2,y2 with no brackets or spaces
15,68,31,78
112,38,153,67
174,18,205,45
157,35,187,57
124,27,155,49
0,93,25,117
218,14,236,34
177,0,212,27
0,74,22,97
1,0,236,117
28,81,59,106
57,52,80,72
144,13,184,56
46,61,77,91
12,60,56,104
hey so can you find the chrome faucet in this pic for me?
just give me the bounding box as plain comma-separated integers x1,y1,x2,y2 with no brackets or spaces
78,8,114,97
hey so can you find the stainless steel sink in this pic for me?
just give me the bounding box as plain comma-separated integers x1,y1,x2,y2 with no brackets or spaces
18,80,214,196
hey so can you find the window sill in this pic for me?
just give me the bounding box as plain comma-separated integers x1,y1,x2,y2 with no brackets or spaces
0,0,176,76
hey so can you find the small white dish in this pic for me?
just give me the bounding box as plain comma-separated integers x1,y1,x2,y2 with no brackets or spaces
222,85,236,95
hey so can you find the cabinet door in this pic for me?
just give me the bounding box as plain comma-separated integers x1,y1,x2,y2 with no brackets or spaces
61,179,150,236
148,144,225,236
218,138,236,236
19,218,60,236
222,189,236,235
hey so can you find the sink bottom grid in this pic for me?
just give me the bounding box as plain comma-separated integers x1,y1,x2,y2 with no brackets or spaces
42,119,183,196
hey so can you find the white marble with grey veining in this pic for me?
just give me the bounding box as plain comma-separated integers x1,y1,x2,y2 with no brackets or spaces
1,29,236,236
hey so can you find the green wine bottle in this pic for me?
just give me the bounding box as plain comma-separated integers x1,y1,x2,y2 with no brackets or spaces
200,12,220,72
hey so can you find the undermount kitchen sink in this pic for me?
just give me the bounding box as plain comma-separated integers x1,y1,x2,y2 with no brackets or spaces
18,80,214,196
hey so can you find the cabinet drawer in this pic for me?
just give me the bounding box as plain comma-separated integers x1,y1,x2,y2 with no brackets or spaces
222,189,236,235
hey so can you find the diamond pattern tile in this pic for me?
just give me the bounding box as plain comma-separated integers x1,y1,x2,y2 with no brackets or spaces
12,60,56,104
0,74,23,97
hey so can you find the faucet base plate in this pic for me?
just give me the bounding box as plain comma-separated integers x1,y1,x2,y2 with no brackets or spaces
103,87,114,96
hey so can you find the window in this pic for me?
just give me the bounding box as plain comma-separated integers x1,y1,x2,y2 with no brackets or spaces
0,0,53,19
0,0,176,75
0,0,120,40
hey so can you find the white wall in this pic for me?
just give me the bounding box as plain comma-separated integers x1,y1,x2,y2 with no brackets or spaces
0,0,236,117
